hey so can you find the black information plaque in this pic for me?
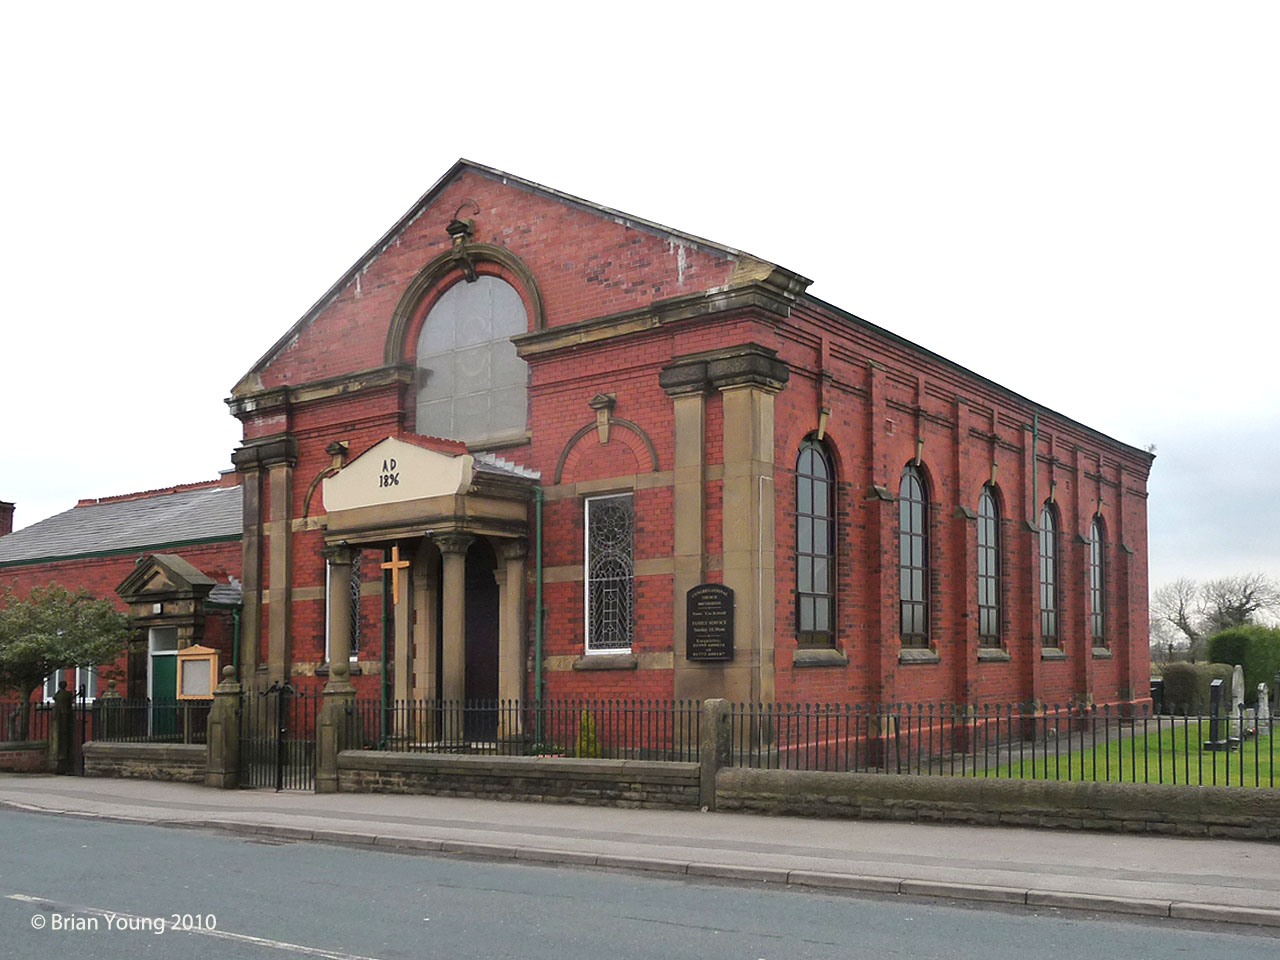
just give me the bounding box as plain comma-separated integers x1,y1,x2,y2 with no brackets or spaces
686,583,734,661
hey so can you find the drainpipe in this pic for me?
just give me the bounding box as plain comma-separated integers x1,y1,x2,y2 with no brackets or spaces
534,485,546,742
1031,412,1040,523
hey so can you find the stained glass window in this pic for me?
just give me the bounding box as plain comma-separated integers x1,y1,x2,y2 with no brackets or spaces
1090,515,1106,641
899,465,929,645
586,494,634,652
1039,503,1059,643
977,486,1001,643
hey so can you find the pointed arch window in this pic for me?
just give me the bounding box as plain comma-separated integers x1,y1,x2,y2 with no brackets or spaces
1089,515,1106,642
977,486,1001,644
415,275,529,444
899,465,929,646
1039,503,1059,644
796,439,835,646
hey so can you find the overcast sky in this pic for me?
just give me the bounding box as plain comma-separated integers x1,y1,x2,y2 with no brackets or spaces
2,2,1276,593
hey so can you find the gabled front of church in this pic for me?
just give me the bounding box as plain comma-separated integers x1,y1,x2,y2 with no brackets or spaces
224,159,1154,713
2,160,1154,715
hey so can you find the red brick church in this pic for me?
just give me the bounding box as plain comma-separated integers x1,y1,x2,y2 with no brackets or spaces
0,160,1154,712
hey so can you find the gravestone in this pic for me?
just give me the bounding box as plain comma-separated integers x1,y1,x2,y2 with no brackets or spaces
1204,678,1229,751
1230,665,1246,739
1257,683,1271,736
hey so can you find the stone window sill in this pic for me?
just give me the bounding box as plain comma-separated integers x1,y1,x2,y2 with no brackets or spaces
1091,646,1113,659
977,646,1011,662
572,654,638,671
316,661,363,676
793,648,849,668
1041,646,1067,661
899,647,940,665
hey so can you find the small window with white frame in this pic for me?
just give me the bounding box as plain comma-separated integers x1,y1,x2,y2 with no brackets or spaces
43,666,97,701
584,493,634,653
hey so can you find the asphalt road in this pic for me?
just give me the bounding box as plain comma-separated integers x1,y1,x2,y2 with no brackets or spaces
0,809,1273,960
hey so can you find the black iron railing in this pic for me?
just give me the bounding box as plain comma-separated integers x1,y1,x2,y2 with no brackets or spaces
727,702,1279,787
348,698,702,762
91,699,212,744
0,702,52,742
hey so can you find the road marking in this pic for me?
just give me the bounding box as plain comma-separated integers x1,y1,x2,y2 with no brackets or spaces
6,894,388,960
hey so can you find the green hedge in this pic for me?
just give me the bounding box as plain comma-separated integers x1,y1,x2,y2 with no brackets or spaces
1159,662,1235,714
1206,625,1280,701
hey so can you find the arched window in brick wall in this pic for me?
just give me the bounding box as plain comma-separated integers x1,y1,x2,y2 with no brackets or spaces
977,485,1001,645
415,276,529,444
796,439,835,647
899,465,929,647
1039,502,1060,645
1089,514,1107,643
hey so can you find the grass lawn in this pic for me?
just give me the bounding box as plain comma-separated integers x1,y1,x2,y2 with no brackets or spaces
972,719,1278,787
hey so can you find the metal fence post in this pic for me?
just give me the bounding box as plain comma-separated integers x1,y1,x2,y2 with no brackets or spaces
699,699,730,811
205,667,242,788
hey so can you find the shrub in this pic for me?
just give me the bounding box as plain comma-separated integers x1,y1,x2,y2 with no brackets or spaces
1160,662,1235,714
1206,625,1280,702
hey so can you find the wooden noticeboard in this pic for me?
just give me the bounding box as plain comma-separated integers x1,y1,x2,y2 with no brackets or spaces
686,583,734,661
175,645,219,700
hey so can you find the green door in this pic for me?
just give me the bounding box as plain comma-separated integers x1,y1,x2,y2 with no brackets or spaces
151,655,177,738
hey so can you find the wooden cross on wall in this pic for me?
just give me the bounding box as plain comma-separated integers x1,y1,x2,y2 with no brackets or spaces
381,544,411,606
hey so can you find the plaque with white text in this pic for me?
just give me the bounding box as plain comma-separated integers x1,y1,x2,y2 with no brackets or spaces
686,583,734,661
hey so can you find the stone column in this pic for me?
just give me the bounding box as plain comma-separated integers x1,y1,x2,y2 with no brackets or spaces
205,666,241,789
412,540,440,700
437,533,472,742
497,539,528,739
710,345,788,706
322,545,356,687
240,437,298,687
659,359,710,704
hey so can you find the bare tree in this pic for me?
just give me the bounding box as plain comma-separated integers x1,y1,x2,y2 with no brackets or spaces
1150,573,1280,661
1201,573,1280,633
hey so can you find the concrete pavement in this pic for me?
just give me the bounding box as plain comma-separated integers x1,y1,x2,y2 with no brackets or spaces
2,773,1278,929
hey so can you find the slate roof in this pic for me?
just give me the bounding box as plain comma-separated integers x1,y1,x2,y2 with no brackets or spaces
473,451,541,481
0,485,242,566
207,578,243,606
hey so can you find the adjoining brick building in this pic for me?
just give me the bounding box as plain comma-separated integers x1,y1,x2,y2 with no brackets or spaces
1,160,1154,714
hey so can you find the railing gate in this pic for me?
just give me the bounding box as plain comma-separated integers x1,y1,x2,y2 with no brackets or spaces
238,683,318,790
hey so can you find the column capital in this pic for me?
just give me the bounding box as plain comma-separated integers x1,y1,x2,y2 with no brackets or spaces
435,532,474,556
322,543,356,564
499,538,529,562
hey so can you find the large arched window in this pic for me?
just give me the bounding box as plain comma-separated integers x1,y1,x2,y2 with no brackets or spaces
1089,515,1106,642
977,486,1001,644
415,276,528,444
796,439,835,646
899,465,929,646
1039,502,1059,644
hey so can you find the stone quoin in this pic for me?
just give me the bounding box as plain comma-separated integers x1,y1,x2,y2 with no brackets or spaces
0,160,1153,715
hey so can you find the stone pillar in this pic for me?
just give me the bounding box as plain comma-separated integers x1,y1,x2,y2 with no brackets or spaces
316,662,355,794
205,666,241,789
437,533,472,741
497,540,528,739
710,345,787,706
323,545,355,687
659,359,710,703
698,698,731,811
230,445,266,681
49,683,74,775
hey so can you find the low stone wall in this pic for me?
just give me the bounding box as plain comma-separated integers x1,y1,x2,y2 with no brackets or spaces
716,768,1280,839
0,741,49,773
82,742,207,784
338,751,701,809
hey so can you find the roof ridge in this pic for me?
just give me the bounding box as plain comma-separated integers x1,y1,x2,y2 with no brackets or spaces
78,478,234,507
